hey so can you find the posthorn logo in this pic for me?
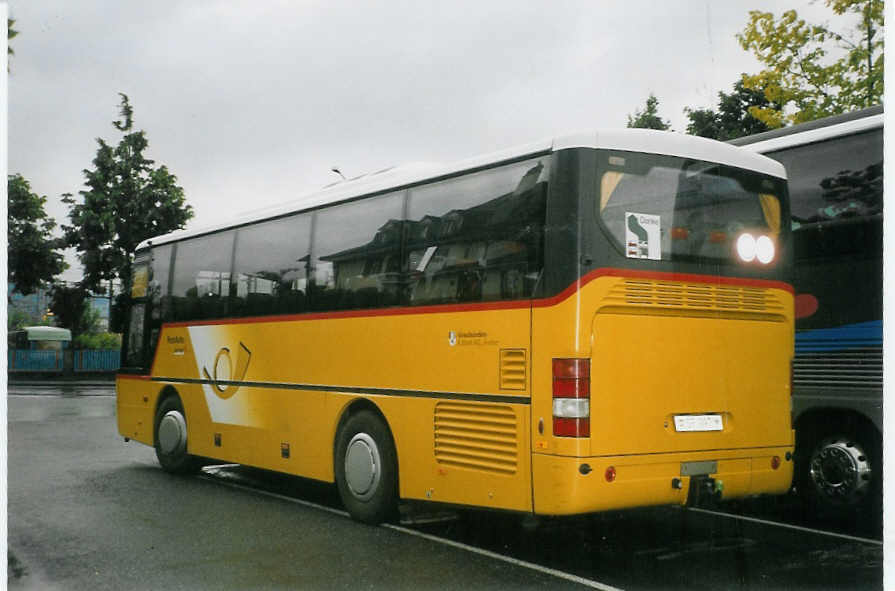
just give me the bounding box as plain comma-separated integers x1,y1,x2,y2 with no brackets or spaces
448,331,457,346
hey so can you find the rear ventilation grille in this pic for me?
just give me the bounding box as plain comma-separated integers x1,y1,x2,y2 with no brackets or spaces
602,279,786,317
434,402,518,475
499,349,527,391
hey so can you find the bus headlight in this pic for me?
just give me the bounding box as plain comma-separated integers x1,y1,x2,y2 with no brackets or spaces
736,233,756,262
755,235,775,264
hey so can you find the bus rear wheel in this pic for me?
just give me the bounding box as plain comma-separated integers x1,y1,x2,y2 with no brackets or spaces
796,425,881,519
154,396,201,475
335,410,398,524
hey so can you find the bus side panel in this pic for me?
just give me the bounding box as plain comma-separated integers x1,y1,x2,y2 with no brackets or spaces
147,306,533,511
328,394,533,512
116,376,155,446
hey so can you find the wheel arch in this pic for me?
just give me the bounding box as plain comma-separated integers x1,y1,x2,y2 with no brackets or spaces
153,385,183,443
332,398,399,479
794,407,881,445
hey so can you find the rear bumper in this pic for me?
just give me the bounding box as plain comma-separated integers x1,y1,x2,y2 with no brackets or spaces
532,445,793,515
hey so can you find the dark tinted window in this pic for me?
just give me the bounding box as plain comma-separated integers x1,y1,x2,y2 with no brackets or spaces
125,303,146,367
151,244,173,298
406,157,549,305
597,152,785,265
310,192,405,311
169,232,235,320
767,128,882,229
231,214,311,317
148,244,173,360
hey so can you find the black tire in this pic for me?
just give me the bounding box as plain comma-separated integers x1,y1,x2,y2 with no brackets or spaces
795,423,881,520
334,410,398,524
154,395,201,475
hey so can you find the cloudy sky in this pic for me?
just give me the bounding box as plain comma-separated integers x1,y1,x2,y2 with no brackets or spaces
9,1,840,281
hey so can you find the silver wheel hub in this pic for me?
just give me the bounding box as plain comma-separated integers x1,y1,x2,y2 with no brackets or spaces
809,437,871,504
344,433,380,501
158,410,187,455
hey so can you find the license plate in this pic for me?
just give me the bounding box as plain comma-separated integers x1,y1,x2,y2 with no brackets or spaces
673,414,723,432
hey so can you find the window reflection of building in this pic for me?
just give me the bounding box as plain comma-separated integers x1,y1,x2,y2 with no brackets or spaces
320,160,548,306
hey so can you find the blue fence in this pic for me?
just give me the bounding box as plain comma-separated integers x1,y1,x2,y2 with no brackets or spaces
74,350,121,372
8,350,64,371
8,349,121,372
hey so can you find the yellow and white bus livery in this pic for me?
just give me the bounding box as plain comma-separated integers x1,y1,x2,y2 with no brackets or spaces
117,129,795,523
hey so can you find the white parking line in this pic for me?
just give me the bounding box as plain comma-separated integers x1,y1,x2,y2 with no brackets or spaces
687,507,883,546
200,469,623,591
383,522,624,591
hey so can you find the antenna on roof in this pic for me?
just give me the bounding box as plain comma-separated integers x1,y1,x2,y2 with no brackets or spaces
330,166,347,181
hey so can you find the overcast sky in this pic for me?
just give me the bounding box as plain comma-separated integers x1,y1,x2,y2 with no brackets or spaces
8,0,841,282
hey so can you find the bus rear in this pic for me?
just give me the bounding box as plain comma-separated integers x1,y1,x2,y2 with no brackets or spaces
531,132,794,514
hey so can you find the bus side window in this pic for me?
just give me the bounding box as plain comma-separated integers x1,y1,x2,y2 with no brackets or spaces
231,214,312,317
310,191,405,312
769,129,883,232
405,158,548,305
169,231,236,321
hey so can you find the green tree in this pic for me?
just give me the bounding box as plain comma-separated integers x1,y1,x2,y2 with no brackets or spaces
63,93,194,296
738,0,884,126
7,309,37,331
8,174,68,296
48,284,89,338
627,94,672,131
8,17,18,71
684,78,782,140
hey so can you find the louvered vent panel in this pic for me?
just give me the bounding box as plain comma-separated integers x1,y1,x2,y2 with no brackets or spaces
499,348,527,391
434,402,518,474
602,279,785,316
793,348,883,391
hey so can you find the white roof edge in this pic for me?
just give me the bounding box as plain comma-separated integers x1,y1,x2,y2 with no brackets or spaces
554,129,786,180
138,129,784,250
738,113,884,154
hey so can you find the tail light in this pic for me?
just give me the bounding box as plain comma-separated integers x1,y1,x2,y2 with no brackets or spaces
552,358,590,437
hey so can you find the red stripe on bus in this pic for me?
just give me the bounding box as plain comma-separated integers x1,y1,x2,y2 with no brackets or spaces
157,268,792,330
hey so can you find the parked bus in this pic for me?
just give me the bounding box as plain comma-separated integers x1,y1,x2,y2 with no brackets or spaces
731,106,883,517
117,130,795,523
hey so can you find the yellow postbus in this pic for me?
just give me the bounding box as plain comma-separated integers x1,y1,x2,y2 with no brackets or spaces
117,129,795,523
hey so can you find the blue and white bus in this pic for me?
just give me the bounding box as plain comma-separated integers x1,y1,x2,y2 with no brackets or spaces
731,105,883,517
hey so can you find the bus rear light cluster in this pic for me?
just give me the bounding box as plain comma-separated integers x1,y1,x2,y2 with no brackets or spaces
552,358,590,437
736,233,775,264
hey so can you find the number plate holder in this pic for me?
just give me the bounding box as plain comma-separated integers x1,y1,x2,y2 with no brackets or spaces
680,460,718,476
673,414,723,432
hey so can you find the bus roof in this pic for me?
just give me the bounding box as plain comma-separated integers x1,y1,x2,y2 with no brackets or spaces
138,129,786,250
17,326,72,341
729,105,883,153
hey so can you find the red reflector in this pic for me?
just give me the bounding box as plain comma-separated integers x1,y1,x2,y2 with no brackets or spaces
552,358,590,379
605,466,616,482
671,227,689,240
553,417,590,438
553,377,589,398
771,456,781,470
709,231,728,243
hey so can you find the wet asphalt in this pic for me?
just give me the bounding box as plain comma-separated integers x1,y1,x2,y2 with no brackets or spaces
6,383,884,590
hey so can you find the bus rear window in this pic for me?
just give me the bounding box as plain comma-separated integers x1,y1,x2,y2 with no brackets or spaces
597,151,785,264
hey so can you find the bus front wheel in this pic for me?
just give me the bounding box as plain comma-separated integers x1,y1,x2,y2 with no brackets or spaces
154,395,201,475
334,410,398,524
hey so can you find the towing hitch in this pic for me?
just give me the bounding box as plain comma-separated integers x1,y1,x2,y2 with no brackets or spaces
686,475,723,508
